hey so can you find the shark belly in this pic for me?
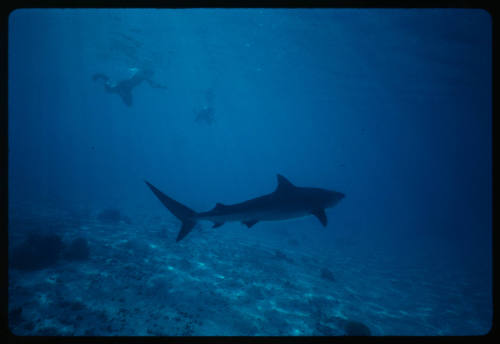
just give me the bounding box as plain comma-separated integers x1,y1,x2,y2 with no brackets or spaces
198,208,310,224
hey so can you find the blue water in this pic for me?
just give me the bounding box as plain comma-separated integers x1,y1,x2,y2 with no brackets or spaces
8,9,492,336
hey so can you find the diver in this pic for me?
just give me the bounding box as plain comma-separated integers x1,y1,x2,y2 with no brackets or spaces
194,106,215,125
92,67,167,107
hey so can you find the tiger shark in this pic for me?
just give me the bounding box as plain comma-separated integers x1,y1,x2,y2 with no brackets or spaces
145,174,345,242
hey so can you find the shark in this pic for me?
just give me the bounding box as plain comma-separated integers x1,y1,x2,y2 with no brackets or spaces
145,174,345,242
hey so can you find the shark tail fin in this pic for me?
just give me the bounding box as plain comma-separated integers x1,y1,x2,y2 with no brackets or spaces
144,181,198,242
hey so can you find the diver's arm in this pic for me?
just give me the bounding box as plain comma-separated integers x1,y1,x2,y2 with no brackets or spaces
93,73,116,93
92,73,109,82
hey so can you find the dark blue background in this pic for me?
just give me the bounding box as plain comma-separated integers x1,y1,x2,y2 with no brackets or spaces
8,9,492,334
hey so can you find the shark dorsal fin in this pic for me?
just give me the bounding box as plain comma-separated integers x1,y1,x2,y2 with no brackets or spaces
276,174,295,192
213,203,227,211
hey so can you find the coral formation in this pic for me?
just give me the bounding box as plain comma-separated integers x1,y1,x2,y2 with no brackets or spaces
97,208,122,224
344,320,371,336
64,238,90,261
10,233,64,270
320,267,336,282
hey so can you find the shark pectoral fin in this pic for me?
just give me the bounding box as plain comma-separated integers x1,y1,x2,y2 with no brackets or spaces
212,222,224,228
243,220,258,228
312,209,328,227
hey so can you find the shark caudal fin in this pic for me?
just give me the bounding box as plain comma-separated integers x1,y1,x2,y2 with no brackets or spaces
144,181,197,242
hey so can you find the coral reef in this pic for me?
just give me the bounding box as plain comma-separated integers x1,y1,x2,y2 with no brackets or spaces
97,208,122,224
344,320,371,336
10,233,64,270
320,267,336,282
64,238,90,261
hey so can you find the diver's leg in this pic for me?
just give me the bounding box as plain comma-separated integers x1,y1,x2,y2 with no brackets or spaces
116,86,133,107
93,73,116,94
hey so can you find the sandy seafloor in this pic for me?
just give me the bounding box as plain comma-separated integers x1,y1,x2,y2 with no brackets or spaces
8,204,491,336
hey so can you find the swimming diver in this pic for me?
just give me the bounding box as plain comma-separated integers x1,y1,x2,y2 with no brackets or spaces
92,67,167,107
194,106,215,125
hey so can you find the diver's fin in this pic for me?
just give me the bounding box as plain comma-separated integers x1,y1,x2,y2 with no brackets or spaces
119,90,133,107
146,79,168,90
92,73,109,82
311,209,327,227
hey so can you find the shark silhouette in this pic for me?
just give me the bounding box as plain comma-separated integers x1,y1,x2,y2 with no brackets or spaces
145,174,345,242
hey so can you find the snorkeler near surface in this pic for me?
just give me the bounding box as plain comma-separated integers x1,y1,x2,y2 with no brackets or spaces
194,106,215,125
92,67,167,107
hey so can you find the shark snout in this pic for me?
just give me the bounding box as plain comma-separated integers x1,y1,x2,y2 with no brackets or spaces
328,191,345,206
